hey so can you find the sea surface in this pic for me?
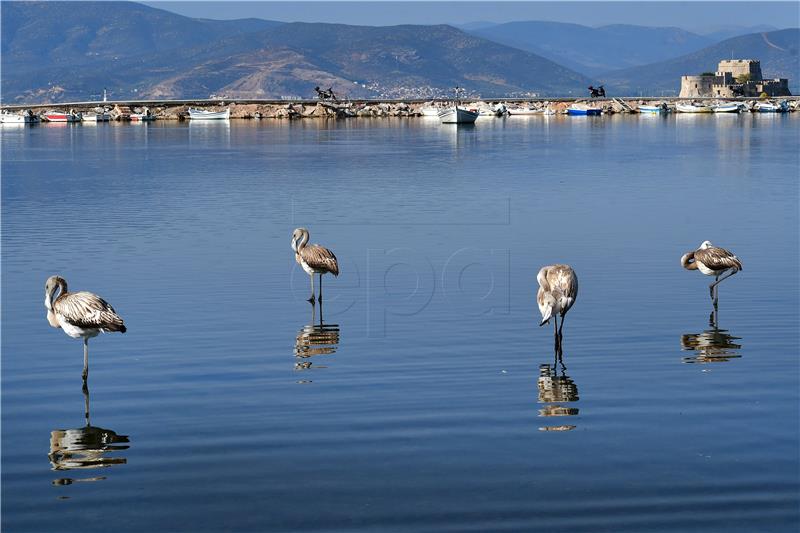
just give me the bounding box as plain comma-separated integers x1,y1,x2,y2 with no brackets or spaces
2,114,798,532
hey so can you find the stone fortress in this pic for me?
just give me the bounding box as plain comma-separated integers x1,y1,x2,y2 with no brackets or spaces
680,59,791,98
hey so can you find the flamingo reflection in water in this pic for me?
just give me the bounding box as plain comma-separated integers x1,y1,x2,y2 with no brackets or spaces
49,383,129,485
537,346,580,432
681,308,742,364
294,301,340,378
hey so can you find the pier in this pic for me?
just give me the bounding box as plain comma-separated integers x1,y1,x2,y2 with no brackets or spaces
2,96,798,119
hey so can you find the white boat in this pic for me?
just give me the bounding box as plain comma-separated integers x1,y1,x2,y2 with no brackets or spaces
438,87,480,124
754,101,788,113
188,108,230,120
438,106,479,124
676,103,713,113
639,104,669,114
83,112,111,122
1,110,39,124
419,105,442,117
712,103,742,113
507,105,543,115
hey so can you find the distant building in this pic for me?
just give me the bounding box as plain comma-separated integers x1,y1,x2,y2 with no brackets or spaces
680,59,791,98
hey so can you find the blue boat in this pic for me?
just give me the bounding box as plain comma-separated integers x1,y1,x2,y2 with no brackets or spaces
567,106,601,116
638,104,669,114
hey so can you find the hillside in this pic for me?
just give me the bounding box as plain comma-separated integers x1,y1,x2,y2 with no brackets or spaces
470,21,713,75
1,1,282,70
1,3,592,102
601,28,800,95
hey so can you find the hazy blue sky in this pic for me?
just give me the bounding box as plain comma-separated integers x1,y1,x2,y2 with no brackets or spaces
144,1,799,31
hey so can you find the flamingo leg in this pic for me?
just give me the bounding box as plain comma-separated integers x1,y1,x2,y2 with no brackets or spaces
558,313,566,343
553,315,560,351
308,274,316,304
82,338,89,381
710,269,738,304
318,274,323,302
709,275,719,300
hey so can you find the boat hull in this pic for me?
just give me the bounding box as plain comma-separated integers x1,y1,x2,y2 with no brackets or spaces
438,107,479,124
44,113,82,122
188,109,231,120
567,108,601,116
712,104,742,113
638,105,668,114
1,114,39,124
676,104,712,113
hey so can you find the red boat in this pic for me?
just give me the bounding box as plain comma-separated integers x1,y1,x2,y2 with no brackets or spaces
43,111,82,122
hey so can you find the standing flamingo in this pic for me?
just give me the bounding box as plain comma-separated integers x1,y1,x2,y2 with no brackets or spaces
537,264,578,350
680,241,742,304
44,276,126,381
291,228,339,304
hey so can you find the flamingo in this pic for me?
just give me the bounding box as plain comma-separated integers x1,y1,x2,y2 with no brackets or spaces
291,228,339,304
680,241,742,304
537,264,578,350
44,276,126,381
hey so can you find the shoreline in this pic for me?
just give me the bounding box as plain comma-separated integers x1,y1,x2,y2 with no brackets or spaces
2,96,798,118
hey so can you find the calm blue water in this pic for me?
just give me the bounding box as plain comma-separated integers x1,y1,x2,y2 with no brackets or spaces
2,115,798,532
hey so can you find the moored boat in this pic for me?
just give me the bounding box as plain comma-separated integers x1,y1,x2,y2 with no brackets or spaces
676,103,713,113
638,104,669,114
83,112,111,122
712,102,742,113
754,101,789,113
567,106,601,116
130,108,156,122
507,105,543,115
438,87,479,124
1,110,40,124
188,108,230,120
43,110,82,122
438,106,479,124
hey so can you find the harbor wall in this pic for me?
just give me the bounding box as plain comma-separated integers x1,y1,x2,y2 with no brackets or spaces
3,97,799,118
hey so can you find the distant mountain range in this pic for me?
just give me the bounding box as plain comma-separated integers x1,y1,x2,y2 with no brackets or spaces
602,28,800,95
1,1,590,102
468,21,715,75
1,1,798,103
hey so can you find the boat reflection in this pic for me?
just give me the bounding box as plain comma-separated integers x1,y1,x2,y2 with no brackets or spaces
681,309,742,364
49,383,129,485
294,302,340,380
537,349,579,432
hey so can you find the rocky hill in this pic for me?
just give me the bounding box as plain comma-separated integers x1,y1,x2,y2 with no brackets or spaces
601,28,800,95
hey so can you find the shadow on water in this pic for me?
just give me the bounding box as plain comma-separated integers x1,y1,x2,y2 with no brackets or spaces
294,302,340,382
537,348,580,432
681,308,742,364
49,382,130,486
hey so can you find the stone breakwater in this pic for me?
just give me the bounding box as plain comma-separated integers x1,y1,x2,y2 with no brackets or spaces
3,97,799,118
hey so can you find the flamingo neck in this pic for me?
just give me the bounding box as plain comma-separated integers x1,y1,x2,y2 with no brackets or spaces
297,231,309,251
681,252,698,271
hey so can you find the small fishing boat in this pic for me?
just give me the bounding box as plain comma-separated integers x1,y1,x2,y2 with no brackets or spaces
676,103,713,113
712,103,742,113
130,110,156,122
188,108,230,120
507,105,543,116
438,87,479,124
43,110,82,122
567,106,601,116
419,105,442,117
754,101,789,113
638,104,669,114
1,110,39,124
82,112,111,122
438,106,479,124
